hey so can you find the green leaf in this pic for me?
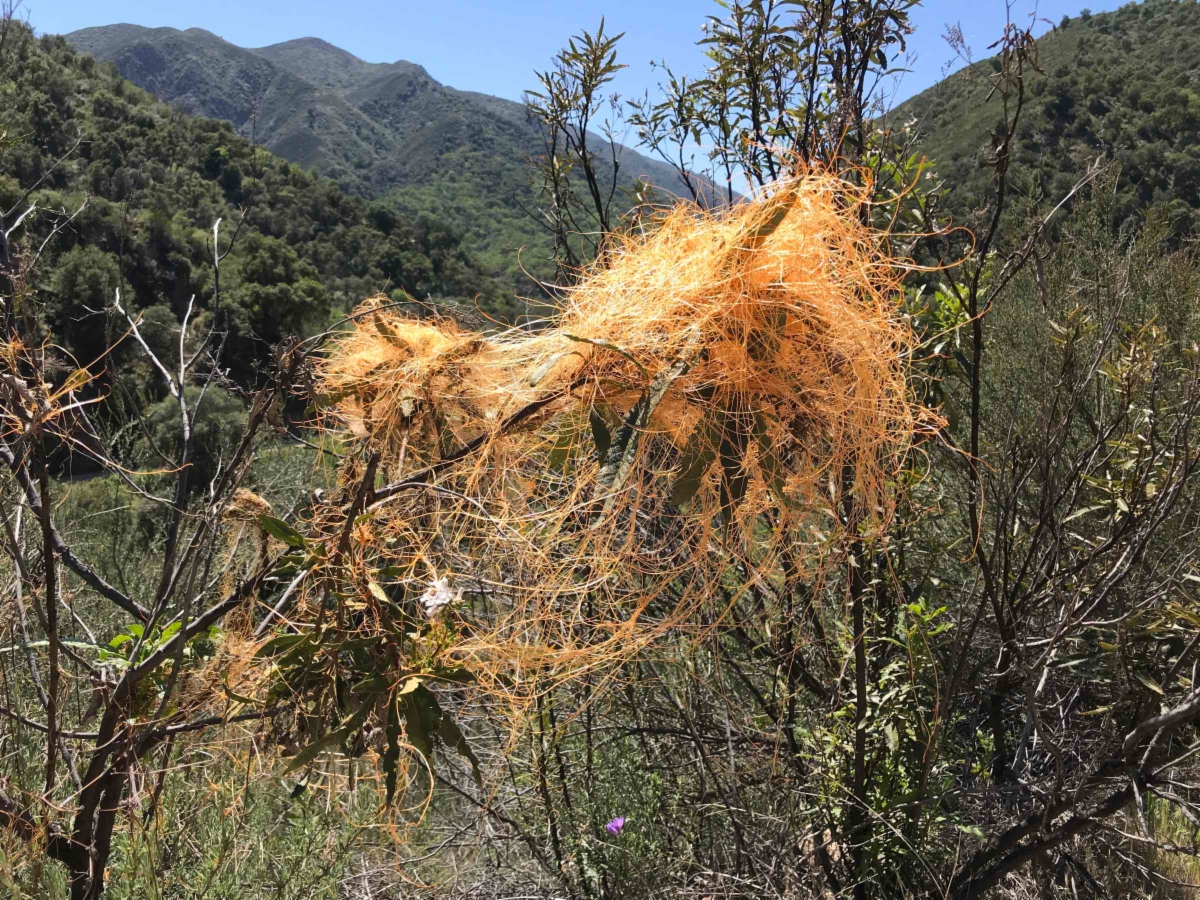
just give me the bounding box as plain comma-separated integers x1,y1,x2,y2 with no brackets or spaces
367,579,390,605
1134,671,1164,695
1064,501,1103,524
747,307,788,362
431,667,477,685
397,684,479,785
157,620,182,646
438,713,483,788
884,723,899,753
383,698,402,805
222,676,260,707
596,324,703,518
351,674,391,698
285,701,374,774
718,410,750,517
563,334,648,377
285,729,343,775
743,192,793,245
589,407,611,463
255,633,311,659
313,389,351,409
257,514,305,548
400,685,441,763
670,411,721,507
547,421,579,471
752,412,791,505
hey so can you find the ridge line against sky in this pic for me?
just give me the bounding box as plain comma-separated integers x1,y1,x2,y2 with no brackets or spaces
35,0,1123,111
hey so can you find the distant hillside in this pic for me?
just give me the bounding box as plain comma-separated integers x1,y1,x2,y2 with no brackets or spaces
889,0,1200,240
66,25,692,290
0,24,505,390
64,27,400,177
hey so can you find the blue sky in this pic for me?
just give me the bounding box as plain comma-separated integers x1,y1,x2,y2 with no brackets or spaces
33,0,1125,107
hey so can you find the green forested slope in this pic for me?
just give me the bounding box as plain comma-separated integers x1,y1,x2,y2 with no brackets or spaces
0,25,509,386
66,25,691,290
892,0,1200,238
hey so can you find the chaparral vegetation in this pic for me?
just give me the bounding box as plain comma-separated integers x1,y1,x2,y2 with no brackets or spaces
3,1,1200,899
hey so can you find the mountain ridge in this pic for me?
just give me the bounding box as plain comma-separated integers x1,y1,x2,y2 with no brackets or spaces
248,35,402,91
66,24,690,290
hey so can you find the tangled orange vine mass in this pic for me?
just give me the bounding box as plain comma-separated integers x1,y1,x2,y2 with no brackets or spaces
280,167,930,726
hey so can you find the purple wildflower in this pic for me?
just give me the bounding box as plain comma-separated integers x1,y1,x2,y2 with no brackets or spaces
605,816,626,836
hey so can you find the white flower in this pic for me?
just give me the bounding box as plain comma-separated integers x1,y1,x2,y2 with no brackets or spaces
419,576,460,618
